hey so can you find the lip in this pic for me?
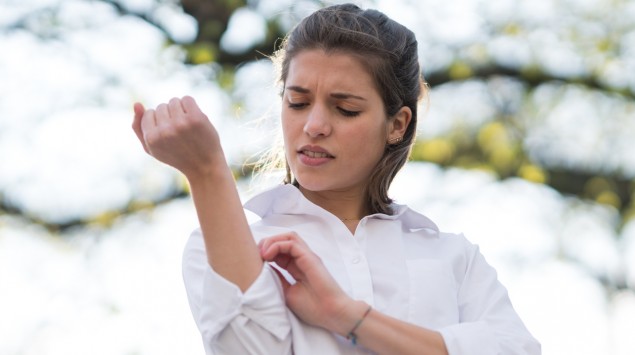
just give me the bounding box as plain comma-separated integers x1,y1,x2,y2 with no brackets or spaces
297,145,334,166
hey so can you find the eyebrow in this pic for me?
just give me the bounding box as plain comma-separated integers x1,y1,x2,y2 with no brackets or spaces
330,92,366,101
285,85,366,101
285,86,310,94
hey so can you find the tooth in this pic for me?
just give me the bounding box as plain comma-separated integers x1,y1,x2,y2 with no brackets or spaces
304,150,328,158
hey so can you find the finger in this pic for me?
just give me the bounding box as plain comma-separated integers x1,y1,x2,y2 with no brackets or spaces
260,239,290,261
259,234,292,257
261,232,301,247
181,95,203,115
260,232,311,260
140,108,156,141
259,235,285,256
155,103,169,126
258,238,269,256
132,103,149,153
261,240,306,262
271,252,295,270
277,258,304,281
133,102,145,119
168,97,185,118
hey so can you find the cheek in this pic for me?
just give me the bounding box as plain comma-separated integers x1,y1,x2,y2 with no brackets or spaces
280,115,293,142
353,121,387,150
281,110,300,133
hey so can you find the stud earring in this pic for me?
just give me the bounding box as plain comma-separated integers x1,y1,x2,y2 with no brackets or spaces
388,136,403,145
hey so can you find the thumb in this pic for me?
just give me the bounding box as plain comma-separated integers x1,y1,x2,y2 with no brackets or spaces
133,102,145,118
271,265,291,293
131,102,149,154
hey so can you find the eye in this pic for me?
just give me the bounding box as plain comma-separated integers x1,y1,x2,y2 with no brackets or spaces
338,107,360,117
288,102,308,110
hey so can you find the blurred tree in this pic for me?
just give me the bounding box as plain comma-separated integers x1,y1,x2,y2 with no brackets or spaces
1,0,633,295
4,4,635,354
101,0,635,227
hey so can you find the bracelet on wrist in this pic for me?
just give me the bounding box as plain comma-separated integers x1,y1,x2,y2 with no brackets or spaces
346,305,372,345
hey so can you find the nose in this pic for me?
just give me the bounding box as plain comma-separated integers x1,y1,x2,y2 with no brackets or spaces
303,103,332,138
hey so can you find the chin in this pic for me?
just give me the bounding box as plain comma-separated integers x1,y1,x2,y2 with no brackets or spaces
295,179,326,192
294,175,333,192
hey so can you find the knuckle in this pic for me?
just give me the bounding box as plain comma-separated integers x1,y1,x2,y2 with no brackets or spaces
142,109,155,119
145,128,172,146
144,132,160,146
173,119,194,133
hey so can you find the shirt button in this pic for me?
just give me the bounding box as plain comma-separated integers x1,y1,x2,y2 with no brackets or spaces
351,257,360,264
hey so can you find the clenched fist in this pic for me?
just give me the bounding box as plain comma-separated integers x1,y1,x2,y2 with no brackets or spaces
132,96,224,179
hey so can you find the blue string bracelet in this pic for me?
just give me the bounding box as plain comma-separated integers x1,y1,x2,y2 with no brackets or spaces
346,305,372,345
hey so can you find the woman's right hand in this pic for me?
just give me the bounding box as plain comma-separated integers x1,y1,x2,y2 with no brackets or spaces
135,97,263,292
132,96,223,179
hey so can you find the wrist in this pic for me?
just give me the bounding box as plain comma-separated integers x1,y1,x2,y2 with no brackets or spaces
346,304,372,345
183,153,230,186
330,299,371,337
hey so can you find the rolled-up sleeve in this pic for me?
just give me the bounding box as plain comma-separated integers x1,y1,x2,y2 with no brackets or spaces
182,229,292,355
438,239,541,355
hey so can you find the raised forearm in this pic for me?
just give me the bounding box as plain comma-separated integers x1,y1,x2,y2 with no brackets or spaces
187,162,263,292
132,97,263,292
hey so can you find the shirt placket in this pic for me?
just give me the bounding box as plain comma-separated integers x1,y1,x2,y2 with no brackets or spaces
333,220,375,306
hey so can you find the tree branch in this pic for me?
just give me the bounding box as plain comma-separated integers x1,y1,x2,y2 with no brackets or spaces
425,62,635,101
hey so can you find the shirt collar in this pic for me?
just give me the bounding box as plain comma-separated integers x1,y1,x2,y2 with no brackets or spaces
371,203,439,233
244,184,314,218
244,184,439,233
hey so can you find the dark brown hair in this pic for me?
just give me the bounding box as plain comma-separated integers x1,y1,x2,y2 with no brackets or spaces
272,3,427,215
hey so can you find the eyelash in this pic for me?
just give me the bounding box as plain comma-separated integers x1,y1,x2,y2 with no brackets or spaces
288,103,307,109
338,107,360,117
287,103,360,117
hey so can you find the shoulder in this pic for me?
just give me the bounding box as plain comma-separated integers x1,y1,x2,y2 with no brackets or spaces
391,204,474,248
389,204,480,264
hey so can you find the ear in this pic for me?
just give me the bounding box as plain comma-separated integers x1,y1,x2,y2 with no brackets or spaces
387,106,412,143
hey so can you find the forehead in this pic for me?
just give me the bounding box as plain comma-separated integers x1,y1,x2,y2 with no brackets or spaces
285,49,378,93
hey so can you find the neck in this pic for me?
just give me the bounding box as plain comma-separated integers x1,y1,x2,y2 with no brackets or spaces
298,186,367,221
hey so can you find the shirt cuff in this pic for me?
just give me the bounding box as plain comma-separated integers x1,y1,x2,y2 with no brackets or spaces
198,262,290,341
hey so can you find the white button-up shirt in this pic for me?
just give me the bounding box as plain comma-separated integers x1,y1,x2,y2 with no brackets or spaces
182,184,540,354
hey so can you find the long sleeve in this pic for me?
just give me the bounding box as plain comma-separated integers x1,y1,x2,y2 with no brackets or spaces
180,185,540,354
182,229,293,355
438,240,541,355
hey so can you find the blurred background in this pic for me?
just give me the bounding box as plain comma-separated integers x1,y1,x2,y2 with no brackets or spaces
1,0,634,354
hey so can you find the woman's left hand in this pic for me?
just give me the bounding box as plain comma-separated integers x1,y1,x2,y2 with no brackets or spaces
259,232,356,335
260,232,449,355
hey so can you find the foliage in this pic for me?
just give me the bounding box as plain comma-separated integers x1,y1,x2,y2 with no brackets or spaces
131,0,635,227
1,0,634,294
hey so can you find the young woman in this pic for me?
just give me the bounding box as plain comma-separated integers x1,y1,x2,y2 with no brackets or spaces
132,4,540,354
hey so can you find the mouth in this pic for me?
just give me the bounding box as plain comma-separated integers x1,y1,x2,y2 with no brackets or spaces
300,150,334,158
298,145,335,159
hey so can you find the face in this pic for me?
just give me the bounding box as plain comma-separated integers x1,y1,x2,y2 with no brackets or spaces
282,49,392,195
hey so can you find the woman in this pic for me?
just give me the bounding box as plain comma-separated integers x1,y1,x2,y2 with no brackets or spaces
132,4,540,354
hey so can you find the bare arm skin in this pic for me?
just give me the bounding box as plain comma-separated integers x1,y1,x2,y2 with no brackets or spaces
259,233,449,355
132,97,262,291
